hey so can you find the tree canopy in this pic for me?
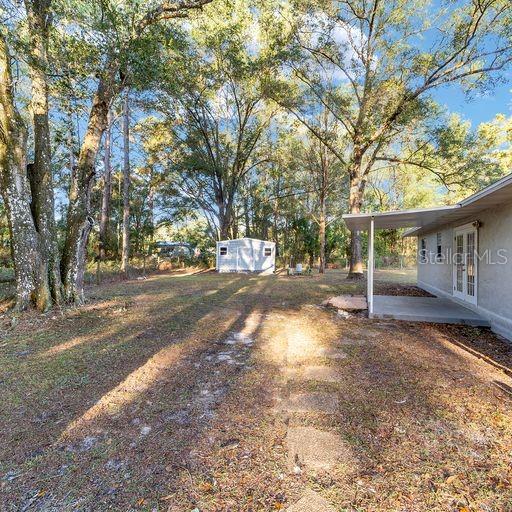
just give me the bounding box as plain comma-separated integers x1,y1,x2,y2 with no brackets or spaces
0,0,511,308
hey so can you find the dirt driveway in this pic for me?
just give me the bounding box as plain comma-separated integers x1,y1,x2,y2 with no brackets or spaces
1,270,511,511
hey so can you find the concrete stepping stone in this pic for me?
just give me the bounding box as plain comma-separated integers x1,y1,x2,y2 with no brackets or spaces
335,338,367,346
322,295,367,311
317,347,347,360
287,489,336,512
223,332,254,345
302,365,343,383
283,392,339,414
287,426,348,471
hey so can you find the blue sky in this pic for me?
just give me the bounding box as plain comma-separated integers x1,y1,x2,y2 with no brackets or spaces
421,0,512,127
432,78,512,127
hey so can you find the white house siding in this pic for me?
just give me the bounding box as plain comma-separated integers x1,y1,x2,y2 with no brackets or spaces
416,202,512,341
417,228,454,297
474,202,512,339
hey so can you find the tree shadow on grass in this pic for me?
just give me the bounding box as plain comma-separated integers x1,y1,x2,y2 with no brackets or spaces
2,275,283,510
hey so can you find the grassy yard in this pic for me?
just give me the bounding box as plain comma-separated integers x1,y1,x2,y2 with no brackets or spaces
0,269,511,511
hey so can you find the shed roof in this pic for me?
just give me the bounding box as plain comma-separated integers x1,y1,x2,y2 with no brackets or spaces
217,238,275,244
342,172,512,236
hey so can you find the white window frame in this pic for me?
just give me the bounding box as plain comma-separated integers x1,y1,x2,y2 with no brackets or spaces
436,232,442,261
420,238,427,263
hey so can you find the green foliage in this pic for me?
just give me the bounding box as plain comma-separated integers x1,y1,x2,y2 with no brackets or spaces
1,0,511,278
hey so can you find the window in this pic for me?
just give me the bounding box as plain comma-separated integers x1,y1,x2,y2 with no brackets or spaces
420,238,427,263
264,247,272,256
220,246,228,256
436,232,442,261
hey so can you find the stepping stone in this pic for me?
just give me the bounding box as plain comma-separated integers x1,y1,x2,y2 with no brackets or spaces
322,295,367,311
223,333,254,345
287,489,336,512
317,347,347,360
335,338,366,346
302,365,343,383
287,426,348,471
283,392,339,414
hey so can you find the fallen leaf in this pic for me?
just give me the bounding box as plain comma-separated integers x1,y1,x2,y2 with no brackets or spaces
199,482,214,492
446,474,459,485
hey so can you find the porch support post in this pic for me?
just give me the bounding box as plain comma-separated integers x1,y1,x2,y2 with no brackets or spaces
368,216,375,315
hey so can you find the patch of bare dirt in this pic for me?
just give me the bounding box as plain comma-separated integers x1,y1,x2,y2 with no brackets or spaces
375,282,434,297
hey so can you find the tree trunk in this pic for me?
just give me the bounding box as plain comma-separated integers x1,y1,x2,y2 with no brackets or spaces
318,143,328,274
318,198,326,274
61,63,118,303
68,107,75,174
273,176,280,255
347,163,365,279
231,206,238,239
0,35,48,310
99,109,113,261
243,195,251,237
218,200,231,240
25,0,62,306
121,91,130,274
146,165,155,254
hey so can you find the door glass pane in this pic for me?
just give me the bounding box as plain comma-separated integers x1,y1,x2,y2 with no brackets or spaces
456,234,464,293
466,232,475,296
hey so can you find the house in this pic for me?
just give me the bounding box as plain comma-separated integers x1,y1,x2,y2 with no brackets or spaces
343,172,512,341
216,238,276,274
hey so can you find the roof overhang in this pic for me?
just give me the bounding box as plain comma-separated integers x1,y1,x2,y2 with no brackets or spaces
342,172,512,236
343,205,458,232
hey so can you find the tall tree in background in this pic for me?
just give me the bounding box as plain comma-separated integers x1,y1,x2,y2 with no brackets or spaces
302,108,342,273
60,60,118,302
121,91,130,273
99,110,113,261
144,0,280,240
57,0,213,303
281,0,512,278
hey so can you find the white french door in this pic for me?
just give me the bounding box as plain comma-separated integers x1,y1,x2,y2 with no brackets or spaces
453,225,478,305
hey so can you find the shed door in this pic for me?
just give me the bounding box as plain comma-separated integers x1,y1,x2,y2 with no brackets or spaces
236,246,253,271
453,226,477,305
259,245,274,271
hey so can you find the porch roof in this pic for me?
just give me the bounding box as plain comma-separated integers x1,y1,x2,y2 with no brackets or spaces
342,205,458,232
342,171,512,236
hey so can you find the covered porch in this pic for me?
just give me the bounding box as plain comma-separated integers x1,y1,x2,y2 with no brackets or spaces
342,206,490,327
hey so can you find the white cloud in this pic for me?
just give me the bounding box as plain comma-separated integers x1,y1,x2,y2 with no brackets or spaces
298,11,367,85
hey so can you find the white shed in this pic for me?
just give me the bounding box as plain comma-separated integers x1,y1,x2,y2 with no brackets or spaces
216,238,276,274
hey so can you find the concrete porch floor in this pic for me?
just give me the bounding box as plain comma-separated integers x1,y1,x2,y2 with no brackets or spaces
371,295,490,327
